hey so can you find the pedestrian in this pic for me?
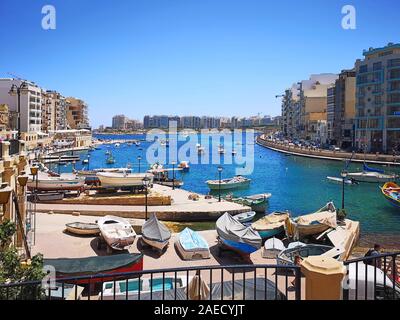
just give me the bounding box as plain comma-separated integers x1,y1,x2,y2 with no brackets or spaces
364,244,382,268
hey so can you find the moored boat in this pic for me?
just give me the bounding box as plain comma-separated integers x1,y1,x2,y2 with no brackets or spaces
227,193,271,213
206,176,251,190
44,253,144,284
178,161,190,172
380,182,400,209
65,222,100,236
175,228,210,260
97,215,136,250
347,171,397,183
327,176,358,185
142,213,171,252
97,172,153,188
216,213,262,257
234,211,256,223
251,211,290,239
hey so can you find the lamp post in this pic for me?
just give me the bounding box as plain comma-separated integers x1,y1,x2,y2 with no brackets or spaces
142,175,151,221
87,155,90,170
171,161,176,190
137,156,142,173
341,170,348,210
218,166,223,202
29,166,39,245
9,81,29,140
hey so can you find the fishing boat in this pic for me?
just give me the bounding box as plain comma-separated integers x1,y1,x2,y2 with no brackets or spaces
380,182,400,209
226,193,271,213
100,275,192,300
36,192,64,202
206,176,251,190
97,215,136,250
327,176,358,185
175,228,210,260
347,163,398,183
234,211,257,223
141,213,171,252
44,253,144,284
263,237,286,259
97,172,153,188
178,161,190,172
65,222,100,236
251,211,290,239
286,202,338,238
216,213,262,257
27,176,85,192
277,244,342,266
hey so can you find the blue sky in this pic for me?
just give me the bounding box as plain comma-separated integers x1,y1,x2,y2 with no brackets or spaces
0,0,399,128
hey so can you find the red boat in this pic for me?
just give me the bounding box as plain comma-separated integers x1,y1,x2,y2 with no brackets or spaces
44,253,144,284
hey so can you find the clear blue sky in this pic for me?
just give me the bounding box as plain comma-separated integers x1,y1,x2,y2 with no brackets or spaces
0,0,399,128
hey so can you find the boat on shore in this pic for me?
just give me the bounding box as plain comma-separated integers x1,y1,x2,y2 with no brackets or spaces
27,176,85,192
74,167,132,177
263,237,286,259
380,182,400,209
97,215,136,250
65,222,100,236
97,172,153,188
206,176,251,190
277,244,342,266
142,213,171,252
251,211,290,239
216,213,262,258
147,168,183,188
44,253,144,284
175,228,210,260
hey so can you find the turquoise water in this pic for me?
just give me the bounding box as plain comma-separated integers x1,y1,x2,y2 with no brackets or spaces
53,133,400,235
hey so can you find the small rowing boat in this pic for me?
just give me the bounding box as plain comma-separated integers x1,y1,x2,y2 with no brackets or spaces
277,244,342,266
97,215,136,250
142,213,171,252
380,182,400,209
175,228,210,260
206,176,251,191
234,211,256,223
251,211,290,239
226,193,271,213
65,222,100,236
263,237,286,259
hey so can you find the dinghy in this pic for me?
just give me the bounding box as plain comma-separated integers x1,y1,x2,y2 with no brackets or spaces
206,176,251,190
234,211,256,223
65,222,100,236
380,182,400,209
327,176,358,185
97,215,136,250
251,211,290,239
141,213,171,252
263,237,286,259
216,213,262,257
175,228,210,260
277,244,341,266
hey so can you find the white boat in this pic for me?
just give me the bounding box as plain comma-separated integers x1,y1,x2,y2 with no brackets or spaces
218,145,225,154
206,176,251,190
36,192,64,202
327,176,358,185
262,237,286,259
178,161,190,172
142,213,171,252
175,228,210,260
346,171,397,183
234,211,256,223
114,143,121,147
97,215,136,250
97,172,153,188
27,176,85,192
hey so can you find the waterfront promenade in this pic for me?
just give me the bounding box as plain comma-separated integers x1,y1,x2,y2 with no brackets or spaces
256,135,400,166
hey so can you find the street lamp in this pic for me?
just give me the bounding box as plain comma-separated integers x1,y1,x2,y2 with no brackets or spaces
171,161,176,190
87,155,90,170
341,170,348,210
137,156,142,173
142,175,151,221
9,81,29,140
218,166,223,202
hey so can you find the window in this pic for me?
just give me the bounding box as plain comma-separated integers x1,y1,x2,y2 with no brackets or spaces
359,65,368,73
373,62,382,71
389,58,400,67
375,96,382,105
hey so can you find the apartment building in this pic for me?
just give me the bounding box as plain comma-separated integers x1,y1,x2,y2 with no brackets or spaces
112,114,128,130
66,97,90,130
355,43,400,153
42,90,67,132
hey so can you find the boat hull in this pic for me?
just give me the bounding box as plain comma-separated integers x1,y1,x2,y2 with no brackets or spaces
142,236,169,251
257,227,284,240
65,223,100,236
207,180,250,190
218,237,259,255
97,173,153,188
27,180,84,192
381,182,400,209
347,172,397,183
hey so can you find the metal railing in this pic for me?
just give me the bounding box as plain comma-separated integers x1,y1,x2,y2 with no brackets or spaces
343,252,400,300
0,264,302,301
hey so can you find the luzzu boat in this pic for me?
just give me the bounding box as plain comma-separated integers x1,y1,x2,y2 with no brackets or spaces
380,182,400,209
206,176,251,191
251,211,290,239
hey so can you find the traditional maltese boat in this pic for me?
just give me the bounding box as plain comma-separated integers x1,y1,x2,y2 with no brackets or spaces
380,182,400,209
142,213,171,252
251,211,290,239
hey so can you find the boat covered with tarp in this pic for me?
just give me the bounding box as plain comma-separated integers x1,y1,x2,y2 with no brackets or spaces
142,213,171,252
43,253,144,284
175,228,210,260
216,213,262,256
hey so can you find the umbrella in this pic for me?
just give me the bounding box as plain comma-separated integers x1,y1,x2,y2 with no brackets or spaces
186,271,210,300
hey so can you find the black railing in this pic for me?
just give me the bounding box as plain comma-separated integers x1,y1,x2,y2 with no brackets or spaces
343,252,400,300
9,139,20,156
0,264,302,301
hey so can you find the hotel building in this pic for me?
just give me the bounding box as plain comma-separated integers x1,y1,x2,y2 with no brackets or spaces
66,97,90,130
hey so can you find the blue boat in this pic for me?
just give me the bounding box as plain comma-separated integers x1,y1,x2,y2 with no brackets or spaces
216,213,262,257
176,228,210,260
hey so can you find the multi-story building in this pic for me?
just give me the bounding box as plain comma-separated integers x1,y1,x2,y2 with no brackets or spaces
355,43,400,153
42,90,67,132
0,78,43,133
112,114,128,130
327,85,336,144
66,97,90,130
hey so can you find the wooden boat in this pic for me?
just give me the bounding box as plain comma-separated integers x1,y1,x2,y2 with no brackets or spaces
44,253,144,284
97,172,153,188
216,213,262,257
287,202,337,238
175,228,210,260
36,192,64,202
380,182,400,209
251,211,290,239
65,222,100,236
327,176,358,185
277,244,341,266
234,211,256,223
142,213,171,252
97,215,136,250
227,193,271,213
27,176,85,192
206,176,251,190
263,237,286,259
